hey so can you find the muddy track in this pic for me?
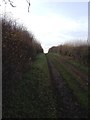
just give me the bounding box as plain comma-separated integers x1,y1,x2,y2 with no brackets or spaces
46,55,88,118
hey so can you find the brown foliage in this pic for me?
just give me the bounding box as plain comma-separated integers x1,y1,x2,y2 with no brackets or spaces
2,17,43,101
48,41,89,65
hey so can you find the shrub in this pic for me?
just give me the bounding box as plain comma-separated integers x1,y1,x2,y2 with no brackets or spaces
48,41,89,65
2,16,43,109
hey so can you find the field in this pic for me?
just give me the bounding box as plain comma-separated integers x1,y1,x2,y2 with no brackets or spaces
3,53,88,118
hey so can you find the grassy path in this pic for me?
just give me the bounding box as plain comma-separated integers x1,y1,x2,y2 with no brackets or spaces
47,53,88,110
3,54,56,118
46,53,88,118
3,53,88,118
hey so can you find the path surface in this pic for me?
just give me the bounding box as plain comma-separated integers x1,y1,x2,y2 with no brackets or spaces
46,54,88,118
54,55,88,91
3,53,88,118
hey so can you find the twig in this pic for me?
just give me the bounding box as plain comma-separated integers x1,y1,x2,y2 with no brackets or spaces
26,0,30,12
8,0,16,7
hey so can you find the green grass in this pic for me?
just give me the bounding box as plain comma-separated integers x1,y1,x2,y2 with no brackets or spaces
47,53,88,109
49,53,88,73
67,59,88,73
5,53,57,118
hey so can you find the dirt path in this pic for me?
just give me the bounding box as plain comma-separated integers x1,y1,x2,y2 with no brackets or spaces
46,55,88,118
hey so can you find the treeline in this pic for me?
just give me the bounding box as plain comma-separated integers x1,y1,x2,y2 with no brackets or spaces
48,41,89,65
2,16,43,111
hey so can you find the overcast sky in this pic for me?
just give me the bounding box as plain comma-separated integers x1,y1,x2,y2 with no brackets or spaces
1,0,88,53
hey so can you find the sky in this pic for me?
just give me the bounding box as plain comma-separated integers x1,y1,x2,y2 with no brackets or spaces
1,0,88,53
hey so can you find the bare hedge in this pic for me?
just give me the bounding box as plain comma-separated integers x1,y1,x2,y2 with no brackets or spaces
48,42,89,65
2,17,43,116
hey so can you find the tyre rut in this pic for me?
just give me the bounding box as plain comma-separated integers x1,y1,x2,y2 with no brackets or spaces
46,54,88,118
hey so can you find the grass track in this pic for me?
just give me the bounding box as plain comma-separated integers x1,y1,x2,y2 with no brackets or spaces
47,53,88,109
23,53,57,118
4,53,57,118
3,53,88,118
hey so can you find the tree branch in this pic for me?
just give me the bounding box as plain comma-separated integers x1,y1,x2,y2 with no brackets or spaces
8,0,16,7
26,0,30,12
2,0,31,12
